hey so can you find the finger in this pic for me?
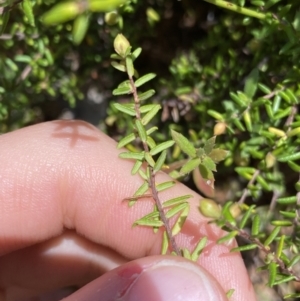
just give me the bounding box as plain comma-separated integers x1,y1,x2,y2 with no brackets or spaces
64,255,228,301
0,120,256,300
0,231,127,300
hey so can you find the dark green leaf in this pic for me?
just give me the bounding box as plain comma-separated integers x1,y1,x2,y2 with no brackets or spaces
199,163,214,180
203,136,216,155
244,68,259,98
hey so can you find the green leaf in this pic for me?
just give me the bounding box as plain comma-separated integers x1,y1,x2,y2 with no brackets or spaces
144,152,155,167
135,73,156,87
72,13,89,45
150,140,175,156
141,104,161,125
113,103,136,116
138,90,155,101
277,152,300,162
231,244,258,252
251,215,261,236
146,126,158,135
204,136,216,155
133,219,163,228
146,136,156,149
0,11,10,35
217,231,239,244
239,205,256,228
183,248,192,260
243,111,252,132
191,237,207,261
113,86,132,95
22,0,35,26
180,158,201,174
140,104,158,113
89,0,127,12
163,195,192,207
287,255,300,268
264,226,281,246
111,61,126,72
138,169,149,181
119,151,144,160
199,163,214,180
156,181,176,192
268,262,277,287
135,119,147,142
256,175,270,190
276,196,297,205
258,83,272,94
271,220,293,227
172,205,189,235
126,55,134,77
226,289,235,298
41,2,80,25
110,53,122,60
131,160,143,175
202,156,216,172
170,130,196,157
244,68,259,98
132,47,142,61
153,150,167,173
276,235,285,257
133,182,149,197
208,148,228,163
161,231,169,254
165,203,188,219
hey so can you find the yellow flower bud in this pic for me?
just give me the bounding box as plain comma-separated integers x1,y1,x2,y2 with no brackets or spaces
105,11,119,26
265,152,276,169
213,122,227,136
113,34,130,57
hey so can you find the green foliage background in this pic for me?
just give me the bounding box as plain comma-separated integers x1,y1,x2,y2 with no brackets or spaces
1,0,300,299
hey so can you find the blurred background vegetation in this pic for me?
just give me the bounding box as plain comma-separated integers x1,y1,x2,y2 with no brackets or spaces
1,0,300,299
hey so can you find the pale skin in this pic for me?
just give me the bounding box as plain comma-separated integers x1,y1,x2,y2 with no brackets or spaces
0,120,257,301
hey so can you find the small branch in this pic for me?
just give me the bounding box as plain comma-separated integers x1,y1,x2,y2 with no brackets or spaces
238,170,260,204
128,74,182,256
226,222,300,281
203,0,267,20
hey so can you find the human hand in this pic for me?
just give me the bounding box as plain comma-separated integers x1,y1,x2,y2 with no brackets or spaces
0,120,256,301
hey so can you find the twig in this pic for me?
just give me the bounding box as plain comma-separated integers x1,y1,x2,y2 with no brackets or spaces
226,222,300,281
128,74,182,256
238,170,260,204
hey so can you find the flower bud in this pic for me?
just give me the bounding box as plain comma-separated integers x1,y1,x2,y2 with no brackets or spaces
105,11,119,26
213,122,226,136
265,152,276,168
114,34,130,58
229,203,241,218
199,198,221,219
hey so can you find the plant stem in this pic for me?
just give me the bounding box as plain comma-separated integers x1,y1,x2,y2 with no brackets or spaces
203,0,266,20
226,222,300,281
128,74,182,256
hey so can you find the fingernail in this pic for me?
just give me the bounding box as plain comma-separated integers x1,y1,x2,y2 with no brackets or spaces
123,259,227,301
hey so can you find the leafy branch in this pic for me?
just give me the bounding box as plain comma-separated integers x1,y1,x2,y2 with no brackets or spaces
111,34,228,258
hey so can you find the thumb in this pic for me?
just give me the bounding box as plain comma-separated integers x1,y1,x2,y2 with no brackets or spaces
64,255,228,301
